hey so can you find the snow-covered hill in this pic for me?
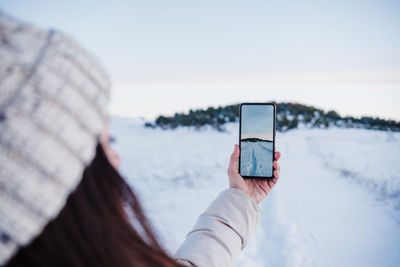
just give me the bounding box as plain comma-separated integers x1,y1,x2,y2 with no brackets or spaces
110,117,400,267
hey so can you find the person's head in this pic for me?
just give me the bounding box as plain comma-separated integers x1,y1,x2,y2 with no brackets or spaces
0,11,181,266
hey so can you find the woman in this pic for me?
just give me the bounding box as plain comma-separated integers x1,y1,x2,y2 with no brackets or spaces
0,12,281,266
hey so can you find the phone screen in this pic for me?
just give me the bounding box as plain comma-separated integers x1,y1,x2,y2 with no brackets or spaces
239,103,275,178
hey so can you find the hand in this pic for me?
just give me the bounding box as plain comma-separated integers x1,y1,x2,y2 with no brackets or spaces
227,144,281,204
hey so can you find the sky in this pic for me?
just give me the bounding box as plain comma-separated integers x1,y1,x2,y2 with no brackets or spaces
241,104,274,141
1,0,399,120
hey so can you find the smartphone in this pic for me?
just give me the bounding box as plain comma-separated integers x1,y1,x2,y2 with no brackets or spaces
239,103,276,179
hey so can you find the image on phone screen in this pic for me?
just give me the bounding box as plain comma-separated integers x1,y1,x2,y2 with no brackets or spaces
240,104,275,178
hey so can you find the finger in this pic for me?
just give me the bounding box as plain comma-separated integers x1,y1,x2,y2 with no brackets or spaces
274,151,281,161
273,161,280,171
274,169,279,178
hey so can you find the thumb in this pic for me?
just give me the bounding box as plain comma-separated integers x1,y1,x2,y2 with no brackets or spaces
228,144,240,175
228,144,246,191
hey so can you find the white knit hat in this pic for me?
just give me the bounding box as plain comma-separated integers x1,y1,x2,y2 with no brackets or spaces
0,12,110,264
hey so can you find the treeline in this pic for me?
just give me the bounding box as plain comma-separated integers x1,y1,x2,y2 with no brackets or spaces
144,102,400,132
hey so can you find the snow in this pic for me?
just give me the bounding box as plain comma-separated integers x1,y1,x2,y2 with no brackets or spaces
110,117,400,267
240,141,273,177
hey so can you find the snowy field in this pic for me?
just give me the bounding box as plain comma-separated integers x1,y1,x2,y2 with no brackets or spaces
240,140,273,177
110,117,400,267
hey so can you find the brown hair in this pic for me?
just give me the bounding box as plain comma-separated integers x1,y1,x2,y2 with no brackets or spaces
7,144,183,267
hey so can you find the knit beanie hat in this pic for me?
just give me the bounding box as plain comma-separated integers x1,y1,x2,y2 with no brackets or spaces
0,12,111,264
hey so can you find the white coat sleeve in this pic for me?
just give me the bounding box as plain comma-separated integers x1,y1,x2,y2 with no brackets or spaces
174,188,262,267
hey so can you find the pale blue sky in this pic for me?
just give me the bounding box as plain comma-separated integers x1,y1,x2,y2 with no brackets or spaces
242,105,274,135
1,0,399,120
